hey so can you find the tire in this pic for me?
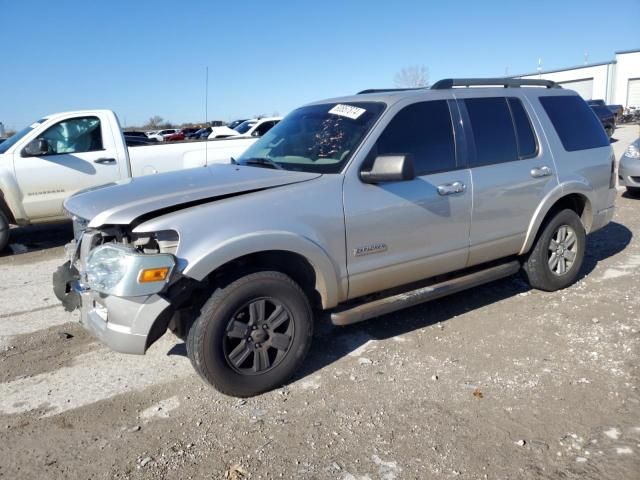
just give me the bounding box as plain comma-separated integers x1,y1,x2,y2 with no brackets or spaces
605,126,613,139
626,186,640,196
0,210,9,252
187,271,313,397
522,209,586,292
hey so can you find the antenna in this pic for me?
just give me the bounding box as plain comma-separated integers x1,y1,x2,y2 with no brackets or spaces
205,66,209,166
584,51,589,65
537,58,543,78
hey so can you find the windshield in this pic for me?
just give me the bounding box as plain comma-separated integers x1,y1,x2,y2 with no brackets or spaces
236,102,385,173
0,118,47,154
234,120,257,134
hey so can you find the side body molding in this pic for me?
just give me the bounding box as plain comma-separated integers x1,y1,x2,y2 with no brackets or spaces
519,180,593,256
182,231,343,309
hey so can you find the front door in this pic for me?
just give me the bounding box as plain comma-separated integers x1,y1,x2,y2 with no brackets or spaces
14,115,122,220
343,99,472,299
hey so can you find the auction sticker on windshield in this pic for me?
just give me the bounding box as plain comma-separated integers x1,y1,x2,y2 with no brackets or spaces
329,104,366,120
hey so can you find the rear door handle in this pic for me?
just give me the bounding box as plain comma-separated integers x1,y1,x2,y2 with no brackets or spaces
530,166,552,178
437,181,466,196
94,157,116,165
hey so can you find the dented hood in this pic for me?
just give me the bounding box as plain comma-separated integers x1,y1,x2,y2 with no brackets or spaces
64,164,321,228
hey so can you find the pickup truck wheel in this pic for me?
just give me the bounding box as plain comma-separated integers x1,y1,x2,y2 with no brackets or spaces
0,211,9,252
522,209,585,291
187,271,313,397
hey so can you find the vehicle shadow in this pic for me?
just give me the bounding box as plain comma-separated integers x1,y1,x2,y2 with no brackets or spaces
166,221,632,386
293,220,632,383
0,222,73,257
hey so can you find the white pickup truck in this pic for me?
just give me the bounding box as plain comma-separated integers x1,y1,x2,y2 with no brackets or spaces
0,109,259,250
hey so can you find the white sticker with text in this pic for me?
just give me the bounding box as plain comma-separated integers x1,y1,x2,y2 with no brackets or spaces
328,104,366,120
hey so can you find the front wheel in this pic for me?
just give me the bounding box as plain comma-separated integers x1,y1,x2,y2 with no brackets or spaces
187,271,313,397
522,209,586,291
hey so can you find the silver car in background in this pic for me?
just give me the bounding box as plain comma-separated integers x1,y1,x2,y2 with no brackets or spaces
618,138,640,194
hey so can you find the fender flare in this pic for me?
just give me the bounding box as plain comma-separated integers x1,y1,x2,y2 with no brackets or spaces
519,181,593,255
0,164,29,224
182,231,343,309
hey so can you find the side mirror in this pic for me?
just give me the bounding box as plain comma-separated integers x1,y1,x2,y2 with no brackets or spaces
360,154,415,184
23,138,50,157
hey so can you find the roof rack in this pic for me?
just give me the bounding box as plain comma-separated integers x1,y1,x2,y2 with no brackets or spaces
357,87,422,94
430,78,561,89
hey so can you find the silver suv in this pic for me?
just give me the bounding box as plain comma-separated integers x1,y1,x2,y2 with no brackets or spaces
55,78,617,397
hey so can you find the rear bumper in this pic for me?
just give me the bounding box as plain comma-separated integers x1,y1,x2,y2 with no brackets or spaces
78,286,171,355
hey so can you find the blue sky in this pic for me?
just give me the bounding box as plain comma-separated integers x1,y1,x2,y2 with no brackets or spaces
1,0,638,129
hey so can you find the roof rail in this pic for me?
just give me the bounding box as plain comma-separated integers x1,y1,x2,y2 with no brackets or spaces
357,87,422,94
430,78,561,89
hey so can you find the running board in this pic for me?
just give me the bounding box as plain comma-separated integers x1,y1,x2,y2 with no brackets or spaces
330,261,520,326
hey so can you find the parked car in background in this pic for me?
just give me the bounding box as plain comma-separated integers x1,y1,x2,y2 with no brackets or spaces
191,127,212,139
165,131,185,142
208,117,281,139
124,135,154,147
147,129,179,142
589,104,615,138
618,138,640,194
587,100,624,123
227,119,249,130
56,78,616,397
123,130,148,138
180,127,200,137
0,109,267,251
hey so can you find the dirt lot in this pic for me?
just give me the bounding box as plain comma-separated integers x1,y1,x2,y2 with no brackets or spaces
0,126,639,480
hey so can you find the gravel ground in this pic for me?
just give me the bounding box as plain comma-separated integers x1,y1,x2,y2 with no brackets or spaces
0,125,639,479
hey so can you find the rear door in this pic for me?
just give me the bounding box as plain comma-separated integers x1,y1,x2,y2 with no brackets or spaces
14,114,123,220
343,98,472,299
456,95,558,265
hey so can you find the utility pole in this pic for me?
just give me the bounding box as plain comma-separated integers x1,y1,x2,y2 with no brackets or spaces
205,66,209,126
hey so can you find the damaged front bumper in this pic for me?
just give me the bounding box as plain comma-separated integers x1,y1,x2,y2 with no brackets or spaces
53,237,176,355
77,287,172,355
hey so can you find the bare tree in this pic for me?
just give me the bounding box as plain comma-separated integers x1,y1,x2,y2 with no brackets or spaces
394,66,429,88
145,116,164,129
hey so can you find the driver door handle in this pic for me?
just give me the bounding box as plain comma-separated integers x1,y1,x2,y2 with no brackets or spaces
94,157,116,165
437,181,466,196
530,166,552,178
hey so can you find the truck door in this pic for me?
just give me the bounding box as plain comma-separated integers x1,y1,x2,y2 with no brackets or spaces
343,99,472,299
14,114,123,221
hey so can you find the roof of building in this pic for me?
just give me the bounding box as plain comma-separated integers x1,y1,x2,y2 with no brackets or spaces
513,60,615,78
614,48,640,55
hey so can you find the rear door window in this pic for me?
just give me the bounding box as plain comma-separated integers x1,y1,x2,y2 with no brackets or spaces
374,100,457,175
539,95,609,151
464,97,518,167
508,98,538,159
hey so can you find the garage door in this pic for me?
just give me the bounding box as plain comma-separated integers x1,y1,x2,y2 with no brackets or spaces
627,78,640,107
559,78,594,100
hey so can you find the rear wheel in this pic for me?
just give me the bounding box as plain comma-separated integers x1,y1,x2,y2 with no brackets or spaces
187,271,313,397
0,211,9,252
522,209,586,291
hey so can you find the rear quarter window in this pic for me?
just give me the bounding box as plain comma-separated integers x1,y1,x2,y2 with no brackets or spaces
539,95,609,152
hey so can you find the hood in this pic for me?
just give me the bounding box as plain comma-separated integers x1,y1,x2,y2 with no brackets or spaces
64,164,321,228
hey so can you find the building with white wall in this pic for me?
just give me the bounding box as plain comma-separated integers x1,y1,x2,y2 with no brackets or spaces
515,49,640,107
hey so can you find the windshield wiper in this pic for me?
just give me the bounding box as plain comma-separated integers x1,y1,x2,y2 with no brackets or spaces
242,157,284,170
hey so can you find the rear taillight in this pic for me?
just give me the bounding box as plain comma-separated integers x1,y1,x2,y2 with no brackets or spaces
610,153,616,189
